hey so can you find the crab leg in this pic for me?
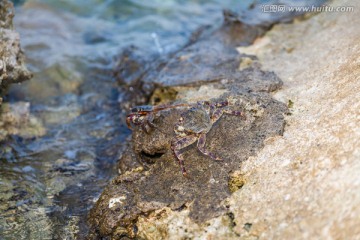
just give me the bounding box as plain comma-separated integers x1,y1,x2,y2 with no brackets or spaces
171,135,198,176
126,116,133,129
140,112,155,133
197,133,222,161
153,103,190,112
211,108,244,124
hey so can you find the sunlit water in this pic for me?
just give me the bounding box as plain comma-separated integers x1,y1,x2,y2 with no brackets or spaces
0,0,254,238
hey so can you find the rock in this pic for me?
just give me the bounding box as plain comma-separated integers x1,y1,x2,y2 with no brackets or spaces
113,10,268,95
88,67,287,238
211,9,268,47
142,39,242,86
0,0,33,141
106,0,359,239
0,0,32,99
113,45,157,87
10,63,83,104
224,1,360,239
89,0,360,238
0,102,45,141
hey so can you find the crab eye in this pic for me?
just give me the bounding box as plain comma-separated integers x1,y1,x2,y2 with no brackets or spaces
131,107,139,112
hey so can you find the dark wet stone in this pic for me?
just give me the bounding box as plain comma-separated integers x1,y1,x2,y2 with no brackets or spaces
211,10,269,47
142,39,241,86
52,158,91,174
113,45,156,86
88,81,288,238
113,10,267,93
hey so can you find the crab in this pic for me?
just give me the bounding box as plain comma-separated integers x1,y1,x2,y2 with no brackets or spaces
171,100,245,176
126,103,189,133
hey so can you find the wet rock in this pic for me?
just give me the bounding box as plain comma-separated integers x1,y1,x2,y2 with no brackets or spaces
113,45,166,110
142,39,241,86
113,10,268,98
52,158,92,175
0,101,45,141
89,3,291,239
89,1,344,238
10,63,83,104
113,45,156,87
89,78,287,238
105,0,359,239
0,0,32,99
211,9,268,47
31,94,82,125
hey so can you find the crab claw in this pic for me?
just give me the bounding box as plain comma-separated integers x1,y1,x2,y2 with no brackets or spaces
126,115,133,130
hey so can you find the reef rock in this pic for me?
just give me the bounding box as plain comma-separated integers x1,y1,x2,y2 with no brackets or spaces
0,0,32,106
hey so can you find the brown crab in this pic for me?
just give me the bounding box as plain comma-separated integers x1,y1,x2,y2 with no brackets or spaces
171,100,245,176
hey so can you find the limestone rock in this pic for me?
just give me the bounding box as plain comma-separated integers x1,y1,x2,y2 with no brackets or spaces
0,0,32,97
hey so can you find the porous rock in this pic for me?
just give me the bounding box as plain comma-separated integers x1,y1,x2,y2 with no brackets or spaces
123,0,360,239
0,0,32,99
89,74,287,238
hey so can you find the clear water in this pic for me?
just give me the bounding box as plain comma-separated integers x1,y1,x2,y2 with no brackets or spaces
0,0,253,239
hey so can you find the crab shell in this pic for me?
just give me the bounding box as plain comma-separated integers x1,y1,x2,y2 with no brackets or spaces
179,107,212,134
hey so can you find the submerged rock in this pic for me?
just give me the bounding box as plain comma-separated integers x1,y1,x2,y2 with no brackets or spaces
0,101,45,141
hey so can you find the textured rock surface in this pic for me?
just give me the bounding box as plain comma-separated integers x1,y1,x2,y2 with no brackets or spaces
0,0,33,141
121,0,360,239
89,0,360,239
0,0,32,99
228,1,360,239
89,63,287,238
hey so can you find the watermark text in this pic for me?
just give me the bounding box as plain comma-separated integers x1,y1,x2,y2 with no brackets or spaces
261,5,354,13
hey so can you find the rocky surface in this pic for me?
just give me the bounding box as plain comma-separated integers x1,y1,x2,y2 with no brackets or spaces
89,0,360,239
113,10,268,111
0,0,33,141
107,0,359,239
228,1,360,239
89,38,288,239
0,0,32,102
89,85,287,238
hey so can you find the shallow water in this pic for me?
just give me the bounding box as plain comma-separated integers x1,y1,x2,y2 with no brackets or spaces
0,0,252,238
